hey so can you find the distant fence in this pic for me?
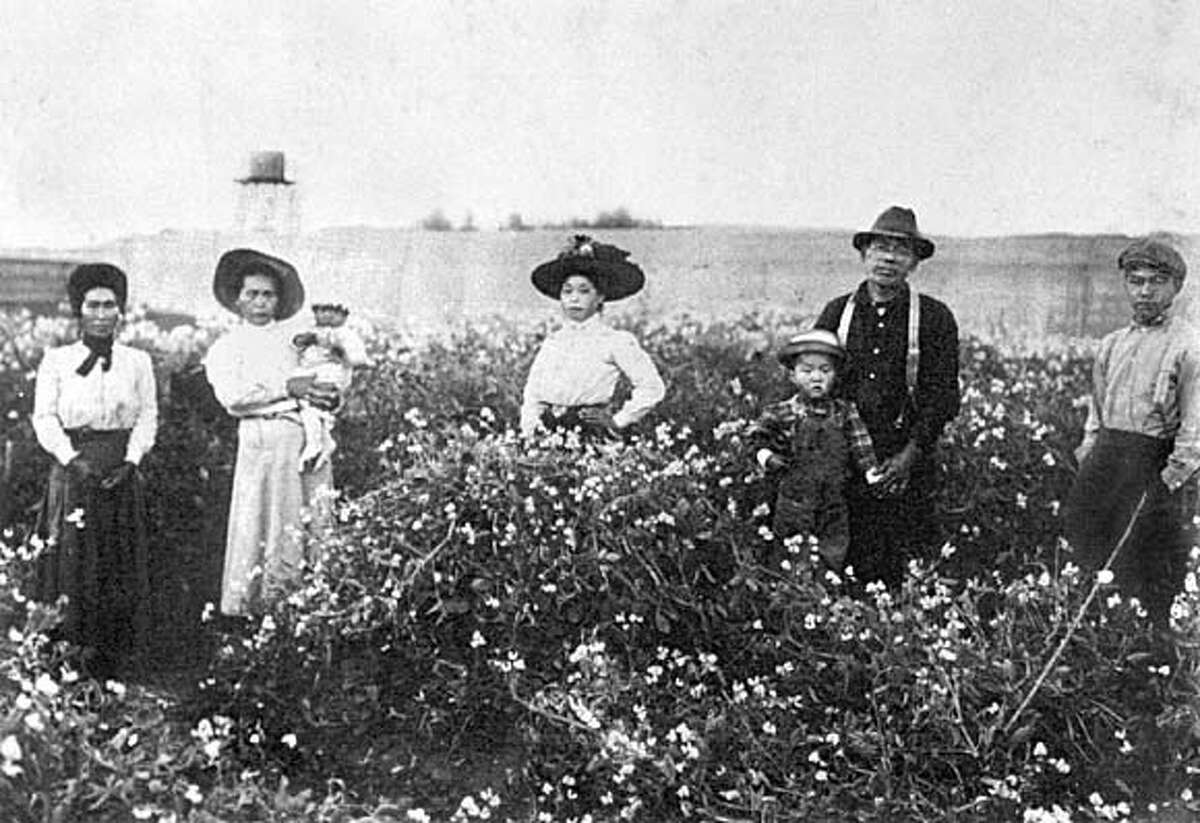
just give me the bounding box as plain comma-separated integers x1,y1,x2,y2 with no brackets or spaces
0,257,78,314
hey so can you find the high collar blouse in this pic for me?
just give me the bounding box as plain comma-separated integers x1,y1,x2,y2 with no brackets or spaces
32,340,158,467
520,315,666,437
203,322,301,418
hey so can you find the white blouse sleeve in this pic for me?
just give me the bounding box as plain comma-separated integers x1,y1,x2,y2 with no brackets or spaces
336,327,371,367
125,349,158,465
610,332,666,429
204,333,292,417
519,340,554,437
31,348,78,467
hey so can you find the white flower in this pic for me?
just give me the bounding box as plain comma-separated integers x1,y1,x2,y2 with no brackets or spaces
1033,741,1048,757
105,680,127,697
34,672,59,697
1096,569,1114,585
185,784,204,804
66,507,86,528
281,733,297,748
0,735,22,761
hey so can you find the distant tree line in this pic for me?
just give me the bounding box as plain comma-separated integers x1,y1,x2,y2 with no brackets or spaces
417,207,662,232
538,207,662,230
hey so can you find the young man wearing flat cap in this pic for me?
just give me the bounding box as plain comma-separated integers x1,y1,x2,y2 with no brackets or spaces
1066,237,1199,627
813,206,961,587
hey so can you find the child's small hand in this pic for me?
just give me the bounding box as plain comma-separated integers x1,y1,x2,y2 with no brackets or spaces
865,466,889,497
756,449,786,471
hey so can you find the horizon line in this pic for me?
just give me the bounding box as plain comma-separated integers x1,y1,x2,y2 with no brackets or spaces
0,222,1191,254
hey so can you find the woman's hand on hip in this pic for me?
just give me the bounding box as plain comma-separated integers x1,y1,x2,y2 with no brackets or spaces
287,375,341,411
67,454,97,481
100,461,136,490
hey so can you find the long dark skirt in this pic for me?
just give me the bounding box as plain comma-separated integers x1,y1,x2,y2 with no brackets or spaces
1064,429,1184,625
36,429,150,674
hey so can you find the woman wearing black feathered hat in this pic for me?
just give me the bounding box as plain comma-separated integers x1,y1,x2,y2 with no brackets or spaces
520,235,665,440
31,263,157,678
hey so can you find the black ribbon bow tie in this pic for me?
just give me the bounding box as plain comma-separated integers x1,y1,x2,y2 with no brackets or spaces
76,334,114,377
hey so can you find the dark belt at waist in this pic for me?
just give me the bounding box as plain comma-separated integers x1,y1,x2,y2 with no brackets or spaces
240,411,300,422
65,428,131,445
1096,427,1173,460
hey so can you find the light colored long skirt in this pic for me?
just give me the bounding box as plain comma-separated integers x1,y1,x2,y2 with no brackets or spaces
220,417,333,615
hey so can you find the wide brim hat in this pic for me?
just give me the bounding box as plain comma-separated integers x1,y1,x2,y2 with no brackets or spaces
213,248,305,320
852,206,935,261
68,263,128,314
777,329,845,368
531,235,646,301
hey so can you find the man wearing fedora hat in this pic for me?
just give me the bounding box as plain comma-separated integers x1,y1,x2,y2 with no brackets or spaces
814,206,960,587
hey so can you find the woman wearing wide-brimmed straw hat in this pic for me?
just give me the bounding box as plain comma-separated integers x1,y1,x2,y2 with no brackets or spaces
203,249,339,616
32,263,156,678
520,235,666,440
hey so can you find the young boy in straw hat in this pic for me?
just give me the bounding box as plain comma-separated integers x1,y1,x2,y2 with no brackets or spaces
749,329,884,571
520,235,665,440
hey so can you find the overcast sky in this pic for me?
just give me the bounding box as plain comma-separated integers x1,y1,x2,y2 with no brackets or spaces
0,0,1196,246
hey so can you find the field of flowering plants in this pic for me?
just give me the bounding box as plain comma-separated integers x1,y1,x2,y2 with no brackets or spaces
3,305,1200,822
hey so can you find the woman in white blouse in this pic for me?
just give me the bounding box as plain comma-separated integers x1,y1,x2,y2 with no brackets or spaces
203,249,339,617
32,263,157,678
520,236,666,440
